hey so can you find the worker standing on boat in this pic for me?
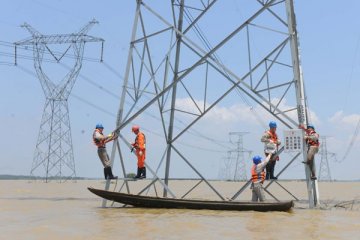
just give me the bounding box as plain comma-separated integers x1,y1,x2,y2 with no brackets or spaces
261,121,281,180
93,123,118,180
251,153,272,202
300,124,320,180
131,125,146,179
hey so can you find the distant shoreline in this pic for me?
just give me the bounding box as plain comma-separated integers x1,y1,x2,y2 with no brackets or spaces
0,175,359,182
0,174,97,180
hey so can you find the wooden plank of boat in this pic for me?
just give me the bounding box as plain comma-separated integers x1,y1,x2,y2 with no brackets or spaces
88,187,293,212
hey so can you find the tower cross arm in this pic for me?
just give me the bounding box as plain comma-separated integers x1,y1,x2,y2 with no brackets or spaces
15,34,104,45
21,22,42,38
77,18,99,35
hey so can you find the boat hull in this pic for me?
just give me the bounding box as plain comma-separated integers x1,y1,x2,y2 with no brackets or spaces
88,187,293,212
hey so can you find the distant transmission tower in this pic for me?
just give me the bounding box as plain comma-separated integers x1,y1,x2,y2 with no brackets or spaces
318,136,335,181
219,152,233,180
15,20,104,182
228,132,252,181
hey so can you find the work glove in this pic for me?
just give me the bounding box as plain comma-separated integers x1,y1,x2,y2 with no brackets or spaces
269,149,276,154
112,131,118,139
139,151,143,156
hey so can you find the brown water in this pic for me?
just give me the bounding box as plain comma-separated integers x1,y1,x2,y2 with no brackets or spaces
1,180,359,240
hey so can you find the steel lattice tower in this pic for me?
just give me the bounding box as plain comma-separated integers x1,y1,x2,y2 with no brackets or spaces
106,0,319,208
229,132,252,181
15,20,104,182
218,132,252,181
318,136,335,181
219,152,234,181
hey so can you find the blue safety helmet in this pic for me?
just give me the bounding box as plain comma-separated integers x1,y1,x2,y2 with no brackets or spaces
307,124,315,130
253,155,262,165
95,123,104,129
269,121,277,128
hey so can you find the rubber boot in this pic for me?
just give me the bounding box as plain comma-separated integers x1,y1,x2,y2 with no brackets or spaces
105,167,117,180
104,167,108,180
140,167,146,179
308,161,317,180
270,174,278,180
108,167,118,179
134,167,141,179
269,161,277,180
265,165,271,180
310,174,317,180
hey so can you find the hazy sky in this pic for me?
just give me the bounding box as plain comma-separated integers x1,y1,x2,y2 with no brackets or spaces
1,0,360,181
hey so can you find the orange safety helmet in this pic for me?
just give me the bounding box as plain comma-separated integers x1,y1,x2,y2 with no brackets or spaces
132,125,140,132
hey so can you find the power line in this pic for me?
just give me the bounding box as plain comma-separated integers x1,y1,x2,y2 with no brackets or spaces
0,40,103,64
16,59,230,153
181,3,268,132
339,117,360,162
2,36,232,149
72,93,227,153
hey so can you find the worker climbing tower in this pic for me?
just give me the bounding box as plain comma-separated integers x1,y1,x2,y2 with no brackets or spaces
107,0,319,208
15,20,104,182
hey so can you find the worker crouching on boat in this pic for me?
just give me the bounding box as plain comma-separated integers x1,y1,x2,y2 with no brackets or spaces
251,153,272,202
131,125,146,179
93,123,118,180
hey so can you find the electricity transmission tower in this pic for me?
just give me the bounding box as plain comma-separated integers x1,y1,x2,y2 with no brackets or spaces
106,0,318,207
318,136,335,181
15,20,104,182
228,132,252,181
219,132,252,181
218,153,231,180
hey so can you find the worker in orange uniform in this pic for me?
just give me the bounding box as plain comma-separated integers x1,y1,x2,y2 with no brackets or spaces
93,123,118,180
261,121,281,180
251,153,272,202
131,125,146,179
300,124,320,180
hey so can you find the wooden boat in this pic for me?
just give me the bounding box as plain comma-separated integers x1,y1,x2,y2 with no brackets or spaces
88,187,293,212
